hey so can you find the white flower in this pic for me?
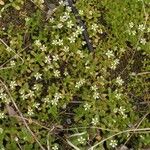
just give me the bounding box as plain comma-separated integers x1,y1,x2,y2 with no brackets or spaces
40,45,47,51
115,93,122,99
140,38,146,45
106,50,114,58
84,103,91,111
138,24,145,31
57,39,63,46
116,76,124,86
35,40,41,47
113,108,118,113
0,93,7,100
73,31,79,38
78,136,86,144
92,117,99,126
75,79,85,88
147,27,150,32
109,140,117,148
27,107,34,116
52,39,58,45
79,10,84,16
10,60,16,66
110,59,119,70
0,128,3,134
57,23,63,29
129,22,134,28
68,36,76,43
49,17,54,23
119,106,126,115
66,6,72,12
132,30,136,35
33,84,40,91
62,46,69,52
10,81,17,90
64,71,69,76
0,112,5,119
77,50,84,58
53,54,59,61
33,103,40,109
27,90,34,98
76,26,84,34
93,92,99,99
34,73,42,80
91,85,98,91
54,93,62,100
52,144,59,150
21,94,28,100
67,20,74,28
91,23,98,31
45,55,51,64
54,70,60,77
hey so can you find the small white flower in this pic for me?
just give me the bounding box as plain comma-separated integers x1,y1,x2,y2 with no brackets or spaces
27,90,34,98
129,22,134,28
115,93,122,99
53,54,59,61
57,39,63,46
91,85,98,91
21,94,28,100
0,93,7,100
78,136,86,144
34,73,42,80
79,10,84,16
33,103,40,109
62,46,69,52
52,39,58,45
51,99,58,105
49,17,54,23
10,81,17,90
91,23,98,31
68,36,76,43
113,108,118,113
54,93,62,100
27,107,34,116
54,70,60,77
138,24,145,31
84,103,91,111
35,40,41,47
116,76,124,86
110,59,119,70
119,106,126,115
109,140,117,148
67,20,74,28
0,128,3,134
64,71,69,76
52,144,59,150
45,55,51,64
93,92,100,99
147,27,150,32
40,45,47,51
66,6,72,12
57,23,63,29
92,117,99,126
73,31,79,38
76,26,84,34
106,50,114,58
140,38,146,45
77,50,84,58
0,112,5,119
33,84,40,91
75,79,85,88
10,60,16,66
132,30,136,35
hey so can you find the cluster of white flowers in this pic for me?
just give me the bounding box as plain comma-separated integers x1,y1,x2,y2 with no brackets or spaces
51,92,62,106
84,103,91,111
52,38,63,46
75,79,85,88
77,136,86,144
92,117,99,126
109,139,117,148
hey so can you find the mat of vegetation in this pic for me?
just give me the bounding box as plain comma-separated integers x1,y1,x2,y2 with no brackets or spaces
0,0,150,150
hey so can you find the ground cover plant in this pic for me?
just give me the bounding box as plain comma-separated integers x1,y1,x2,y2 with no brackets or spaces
0,0,150,149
